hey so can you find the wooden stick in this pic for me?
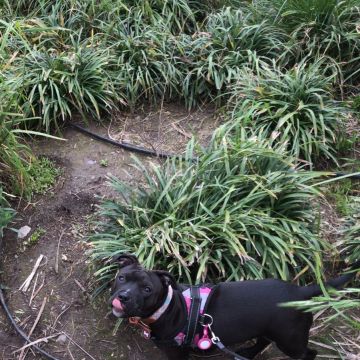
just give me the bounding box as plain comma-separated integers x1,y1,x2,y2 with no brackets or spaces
55,230,65,274
29,274,45,305
12,333,59,354
19,255,44,292
52,304,72,329
74,279,86,293
18,297,47,360
64,333,97,360
29,273,39,306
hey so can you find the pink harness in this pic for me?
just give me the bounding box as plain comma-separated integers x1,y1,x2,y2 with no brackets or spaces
174,286,213,349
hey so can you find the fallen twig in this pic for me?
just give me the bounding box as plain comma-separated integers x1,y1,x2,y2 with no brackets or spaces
52,304,72,330
29,273,39,306
171,122,192,139
12,333,59,354
19,255,45,292
29,274,45,306
74,279,86,293
19,297,47,360
55,230,65,274
63,332,97,360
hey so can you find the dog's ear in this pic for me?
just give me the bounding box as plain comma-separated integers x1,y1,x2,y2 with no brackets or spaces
111,253,139,268
153,270,178,290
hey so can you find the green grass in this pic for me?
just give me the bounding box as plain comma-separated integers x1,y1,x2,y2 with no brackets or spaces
104,20,184,107
91,124,326,289
282,288,360,329
4,42,118,132
250,0,360,83
22,227,46,248
28,157,60,194
228,57,345,166
0,108,35,197
183,7,288,107
337,196,360,263
0,188,15,238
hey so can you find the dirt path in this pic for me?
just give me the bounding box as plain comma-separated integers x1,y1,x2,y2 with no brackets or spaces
1,104,353,360
0,105,232,360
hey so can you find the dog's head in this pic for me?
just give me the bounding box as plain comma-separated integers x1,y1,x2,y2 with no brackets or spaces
110,254,177,318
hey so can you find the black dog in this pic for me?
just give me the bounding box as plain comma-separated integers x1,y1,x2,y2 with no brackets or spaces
110,255,359,360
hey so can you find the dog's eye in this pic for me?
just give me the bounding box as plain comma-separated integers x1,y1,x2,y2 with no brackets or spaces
144,286,152,293
118,275,125,282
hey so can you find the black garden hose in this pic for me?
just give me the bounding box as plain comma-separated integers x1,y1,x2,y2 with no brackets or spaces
70,123,185,160
0,287,60,360
71,123,360,180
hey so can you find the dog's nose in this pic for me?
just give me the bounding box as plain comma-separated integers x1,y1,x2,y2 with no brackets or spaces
118,293,129,302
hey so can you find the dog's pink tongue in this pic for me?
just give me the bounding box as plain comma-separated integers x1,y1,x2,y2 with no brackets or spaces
112,298,123,311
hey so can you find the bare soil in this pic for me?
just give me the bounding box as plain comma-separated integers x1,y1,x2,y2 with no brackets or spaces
0,104,358,360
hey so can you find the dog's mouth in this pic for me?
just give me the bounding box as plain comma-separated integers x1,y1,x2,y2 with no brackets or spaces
112,298,125,317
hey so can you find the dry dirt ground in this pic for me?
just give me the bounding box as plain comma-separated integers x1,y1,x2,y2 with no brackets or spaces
0,104,358,360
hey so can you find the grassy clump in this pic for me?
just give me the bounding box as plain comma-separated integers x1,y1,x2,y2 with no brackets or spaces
1,0,359,129
0,85,35,197
91,124,325,286
105,20,184,107
228,57,345,166
0,188,15,238
183,7,288,107
28,157,60,194
251,0,360,83
5,43,118,132
337,196,360,264
340,224,360,264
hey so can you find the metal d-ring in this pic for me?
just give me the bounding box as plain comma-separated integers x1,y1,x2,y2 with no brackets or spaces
199,313,213,327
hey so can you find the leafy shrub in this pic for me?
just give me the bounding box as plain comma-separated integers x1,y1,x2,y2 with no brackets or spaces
105,20,185,107
341,224,360,264
0,78,62,197
183,7,288,107
0,81,35,196
251,0,360,83
91,125,325,286
4,0,198,35
4,43,118,132
337,196,360,264
228,57,345,166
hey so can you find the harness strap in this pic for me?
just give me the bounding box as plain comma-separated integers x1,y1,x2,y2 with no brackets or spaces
184,286,201,346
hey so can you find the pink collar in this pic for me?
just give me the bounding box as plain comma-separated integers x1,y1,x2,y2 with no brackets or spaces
130,285,173,326
147,285,173,322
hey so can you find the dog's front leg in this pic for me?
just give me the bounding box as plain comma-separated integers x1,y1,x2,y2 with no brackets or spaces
159,346,190,360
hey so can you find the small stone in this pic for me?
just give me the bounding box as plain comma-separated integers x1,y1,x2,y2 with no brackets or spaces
17,226,31,239
56,334,67,345
61,254,68,261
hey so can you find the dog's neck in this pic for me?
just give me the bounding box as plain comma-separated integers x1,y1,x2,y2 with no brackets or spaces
148,285,187,340
141,285,174,323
